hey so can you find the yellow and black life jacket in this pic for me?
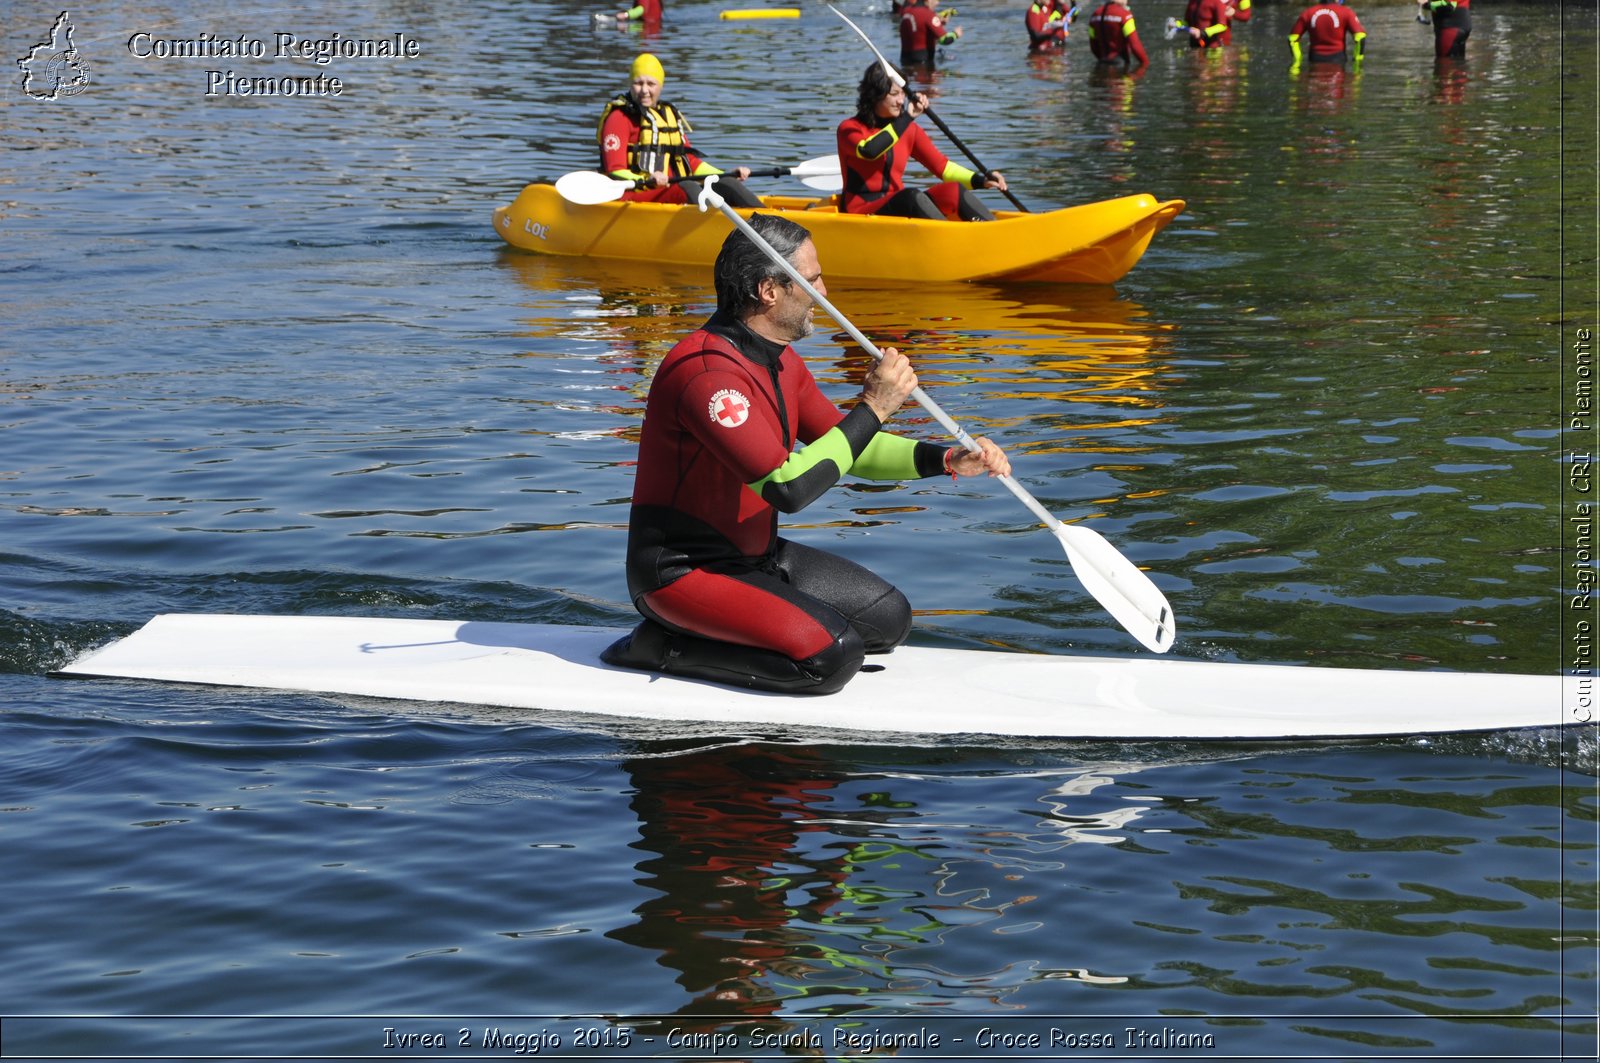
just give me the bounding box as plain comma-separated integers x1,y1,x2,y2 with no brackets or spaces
596,94,694,178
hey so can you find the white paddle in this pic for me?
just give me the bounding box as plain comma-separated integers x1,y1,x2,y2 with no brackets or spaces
693,176,1176,653
554,156,842,206
800,171,843,193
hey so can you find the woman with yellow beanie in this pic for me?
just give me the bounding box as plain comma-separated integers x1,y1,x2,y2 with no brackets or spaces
597,54,762,207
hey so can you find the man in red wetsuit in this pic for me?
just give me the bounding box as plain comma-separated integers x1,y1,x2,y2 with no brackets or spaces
1026,0,1072,53
836,62,1008,221
1418,0,1469,57
602,214,1011,694
597,53,760,206
1087,0,1149,66
1287,0,1366,66
900,0,962,66
1185,0,1232,47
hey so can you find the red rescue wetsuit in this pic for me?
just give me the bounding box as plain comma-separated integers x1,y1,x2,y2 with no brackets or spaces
1186,0,1231,46
1289,2,1366,61
837,111,976,218
621,0,663,23
900,2,957,65
599,94,705,204
619,312,947,692
1424,0,1469,57
1026,1,1069,52
1087,1,1149,65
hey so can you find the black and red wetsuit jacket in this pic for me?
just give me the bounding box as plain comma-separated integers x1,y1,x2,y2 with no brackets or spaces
622,0,663,22
899,3,956,63
1088,1,1149,64
1026,1,1069,51
1186,0,1232,46
1289,2,1366,57
598,95,708,204
836,112,975,215
623,313,946,601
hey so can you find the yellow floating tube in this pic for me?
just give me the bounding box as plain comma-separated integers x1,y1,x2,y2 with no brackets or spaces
720,8,801,19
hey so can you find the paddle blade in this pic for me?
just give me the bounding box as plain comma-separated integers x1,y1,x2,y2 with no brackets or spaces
800,173,844,192
553,171,633,206
1054,523,1176,653
788,155,842,178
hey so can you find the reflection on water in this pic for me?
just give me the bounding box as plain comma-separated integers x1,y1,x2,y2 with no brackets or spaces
497,251,1177,457
607,744,1162,1035
598,742,1588,1055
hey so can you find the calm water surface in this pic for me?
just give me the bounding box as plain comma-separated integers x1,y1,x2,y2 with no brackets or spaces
2,0,1595,1059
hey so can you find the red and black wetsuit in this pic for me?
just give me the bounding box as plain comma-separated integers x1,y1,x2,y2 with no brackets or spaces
621,0,663,23
598,94,760,208
1424,0,1469,57
899,2,956,65
837,110,977,218
1088,1,1149,65
1026,1,1069,52
617,312,947,693
1289,2,1366,61
598,94,704,204
1186,0,1231,46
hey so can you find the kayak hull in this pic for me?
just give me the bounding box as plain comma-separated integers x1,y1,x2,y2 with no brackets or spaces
493,185,1185,285
55,614,1585,742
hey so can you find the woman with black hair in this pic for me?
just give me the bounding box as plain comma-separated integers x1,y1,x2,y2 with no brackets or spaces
834,62,1008,221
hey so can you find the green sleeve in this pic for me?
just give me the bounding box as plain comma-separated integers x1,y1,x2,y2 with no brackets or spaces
851,433,947,480
746,405,882,512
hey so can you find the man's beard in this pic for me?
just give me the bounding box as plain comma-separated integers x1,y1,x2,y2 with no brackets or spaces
778,302,815,342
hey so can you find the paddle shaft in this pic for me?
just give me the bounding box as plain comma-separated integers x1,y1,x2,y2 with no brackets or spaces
610,164,831,196
919,106,1030,214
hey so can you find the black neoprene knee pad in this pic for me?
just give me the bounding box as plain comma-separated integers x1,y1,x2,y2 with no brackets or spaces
601,620,867,695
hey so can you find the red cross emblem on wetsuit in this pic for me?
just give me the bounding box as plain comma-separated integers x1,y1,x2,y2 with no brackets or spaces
708,389,750,428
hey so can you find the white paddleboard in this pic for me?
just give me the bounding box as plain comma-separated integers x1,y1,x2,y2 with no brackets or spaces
53,614,1587,741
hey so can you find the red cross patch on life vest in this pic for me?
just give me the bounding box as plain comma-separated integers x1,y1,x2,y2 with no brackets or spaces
708,389,750,428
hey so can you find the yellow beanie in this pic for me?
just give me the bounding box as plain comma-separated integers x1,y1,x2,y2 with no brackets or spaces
630,53,665,83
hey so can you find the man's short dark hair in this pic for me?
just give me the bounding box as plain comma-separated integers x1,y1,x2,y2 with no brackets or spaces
713,213,813,317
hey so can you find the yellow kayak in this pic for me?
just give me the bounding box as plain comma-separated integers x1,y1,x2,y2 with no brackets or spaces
492,184,1185,285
